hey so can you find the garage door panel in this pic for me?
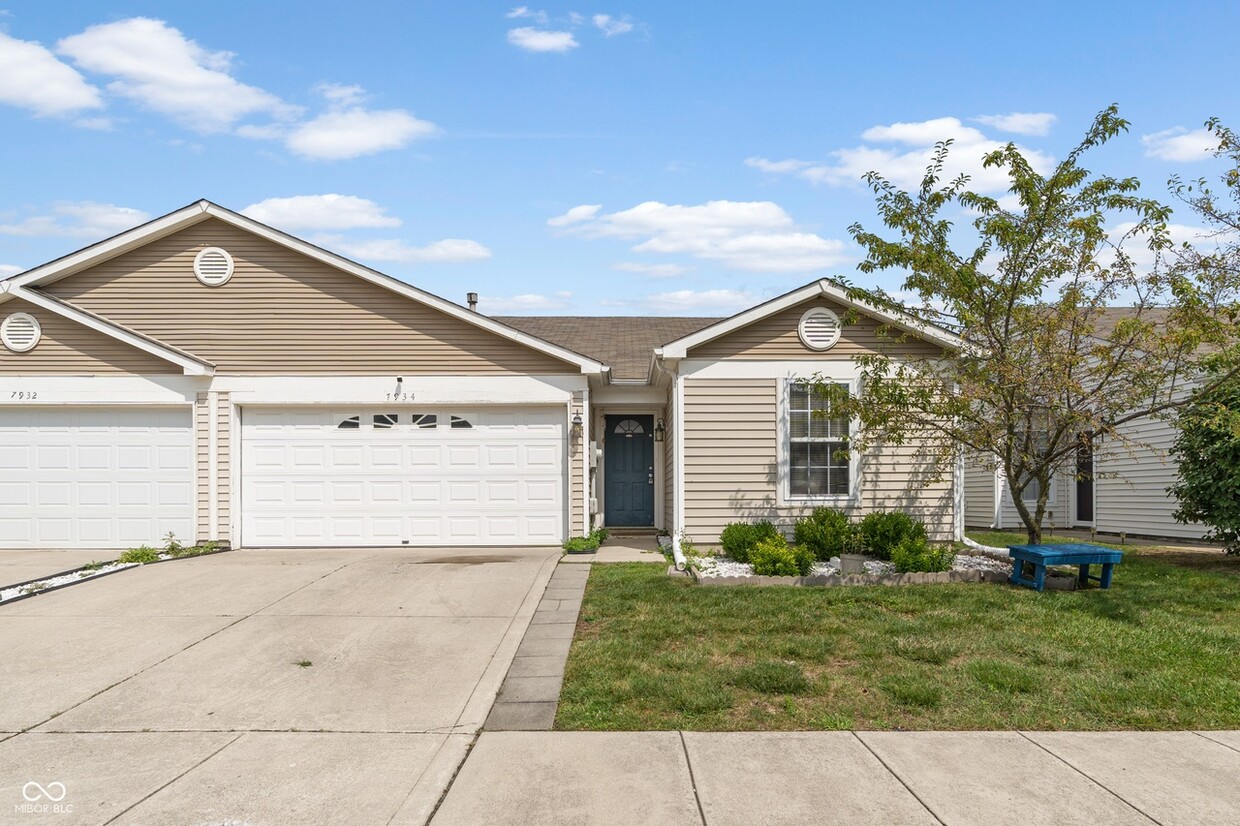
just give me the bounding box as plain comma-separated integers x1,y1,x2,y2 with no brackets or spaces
0,407,194,549
241,405,566,547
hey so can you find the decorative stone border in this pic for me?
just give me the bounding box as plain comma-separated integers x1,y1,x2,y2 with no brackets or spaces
685,565,1010,588
0,547,234,606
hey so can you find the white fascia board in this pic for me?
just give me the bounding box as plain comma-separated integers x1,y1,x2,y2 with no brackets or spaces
7,202,212,290
679,359,864,380
659,279,964,358
0,374,205,405
11,286,215,376
9,199,606,376
211,374,585,405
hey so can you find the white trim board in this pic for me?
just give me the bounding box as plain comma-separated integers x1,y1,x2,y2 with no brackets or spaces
657,279,964,359
5,200,606,376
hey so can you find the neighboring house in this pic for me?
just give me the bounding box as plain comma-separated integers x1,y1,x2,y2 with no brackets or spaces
962,310,1208,541
0,200,964,550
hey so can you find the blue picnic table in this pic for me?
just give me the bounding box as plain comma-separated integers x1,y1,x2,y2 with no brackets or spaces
1007,543,1123,592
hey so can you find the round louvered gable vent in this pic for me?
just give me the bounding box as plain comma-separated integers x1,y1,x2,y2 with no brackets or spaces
798,307,841,351
1,312,41,353
194,247,234,286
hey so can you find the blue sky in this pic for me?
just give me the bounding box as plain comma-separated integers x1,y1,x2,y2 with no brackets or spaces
0,1,1234,315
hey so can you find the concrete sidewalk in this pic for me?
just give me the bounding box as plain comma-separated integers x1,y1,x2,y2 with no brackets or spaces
431,730,1240,826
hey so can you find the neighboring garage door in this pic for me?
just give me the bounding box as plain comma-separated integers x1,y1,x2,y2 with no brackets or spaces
240,406,566,546
0,407,194,549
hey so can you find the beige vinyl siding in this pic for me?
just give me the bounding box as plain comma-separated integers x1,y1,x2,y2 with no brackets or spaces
963,454,997,528
990,467,1071,534
681,377,954,542
689,298,943,360
47,218,575,376
1094,403,1206,540
0,299,179,375
194,392,232,545
570,393,585,537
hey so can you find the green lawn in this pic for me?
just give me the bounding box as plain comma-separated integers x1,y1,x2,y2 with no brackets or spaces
555,548,1240,731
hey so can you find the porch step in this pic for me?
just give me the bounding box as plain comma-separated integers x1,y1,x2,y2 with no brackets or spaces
606,527,659,537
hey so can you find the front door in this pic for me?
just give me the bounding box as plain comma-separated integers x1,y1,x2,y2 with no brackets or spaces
1074,433,1095,524
604,415,655,527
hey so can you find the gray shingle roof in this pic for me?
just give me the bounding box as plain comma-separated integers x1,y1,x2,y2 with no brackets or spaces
494,316,721,380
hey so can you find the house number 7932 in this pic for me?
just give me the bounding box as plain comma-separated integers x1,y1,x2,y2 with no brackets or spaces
10,391,38,400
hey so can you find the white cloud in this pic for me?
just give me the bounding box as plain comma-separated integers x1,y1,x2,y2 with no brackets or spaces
285,107,438,160
507,27,578,53
329,237,492,265
0,202,149,238
1141,127,1219,162
751,115,1056,194
481,291,572,313
241,195,401,231
745,157,812,174
505,6,548,22
546,204,601,227
0,31,103,117
593,14,634,36
315,82,368,107
973,112,1057,136
558,200,849,272
57,17,295,132
643,289,757,313
612,261,689,278
0,264,23,279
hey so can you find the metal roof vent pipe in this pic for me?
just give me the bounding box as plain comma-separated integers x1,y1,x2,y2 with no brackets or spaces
467,292,478,312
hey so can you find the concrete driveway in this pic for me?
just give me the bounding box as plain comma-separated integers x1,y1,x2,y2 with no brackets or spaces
0,546,559,825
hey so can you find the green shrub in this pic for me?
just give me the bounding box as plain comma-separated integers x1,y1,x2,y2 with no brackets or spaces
563,527,611,553
118,545,161,564
858,511,927,560
719,520,780,563
793,507,856,560
729,661,812,695
749,536,815,577
890,536,955,573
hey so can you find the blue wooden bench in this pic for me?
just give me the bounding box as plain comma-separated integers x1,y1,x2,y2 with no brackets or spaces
1007,543,1124,592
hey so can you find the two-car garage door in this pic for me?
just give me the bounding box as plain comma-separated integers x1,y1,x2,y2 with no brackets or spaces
240,406,566,546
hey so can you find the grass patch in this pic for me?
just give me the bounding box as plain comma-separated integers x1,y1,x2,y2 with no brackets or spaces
555,547,1240,731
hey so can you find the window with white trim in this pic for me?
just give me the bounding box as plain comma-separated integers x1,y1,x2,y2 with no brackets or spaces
787,381,850,497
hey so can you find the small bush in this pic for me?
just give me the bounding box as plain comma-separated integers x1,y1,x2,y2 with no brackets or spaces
729,661,812,695
793,507,856,560
719,520,780,563
858,511,927,560
891,536,955,573
563,527,611,553
749,536,815,577
118,545,161,564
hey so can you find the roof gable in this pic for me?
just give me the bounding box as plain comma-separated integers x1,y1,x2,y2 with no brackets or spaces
6,200,604,375
658,279,964,359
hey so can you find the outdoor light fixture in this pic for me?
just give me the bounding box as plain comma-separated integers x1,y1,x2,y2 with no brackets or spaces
571,412,583,437
654,417,666,442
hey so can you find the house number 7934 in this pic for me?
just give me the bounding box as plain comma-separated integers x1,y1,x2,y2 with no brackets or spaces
385,393,415,401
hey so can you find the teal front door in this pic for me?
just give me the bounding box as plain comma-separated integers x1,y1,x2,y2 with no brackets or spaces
604,415,655,527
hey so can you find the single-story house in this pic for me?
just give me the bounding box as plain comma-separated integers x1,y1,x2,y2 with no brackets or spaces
0,199,964,550
962,310,1209,542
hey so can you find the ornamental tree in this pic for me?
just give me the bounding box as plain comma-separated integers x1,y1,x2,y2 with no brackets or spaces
813,105,1240,544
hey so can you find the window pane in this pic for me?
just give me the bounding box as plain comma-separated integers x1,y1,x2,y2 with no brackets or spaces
789,410,810,439
808,442,832,468
1021,477,1041,502
828,444,849,468
809,467,829,496
412,413,437,429
373,413,399,429
789,442,809,468
789,383,809,411
336,415,359,430
790,465,809,496
828,465,850,495
450,415,473,429
810,390,831,411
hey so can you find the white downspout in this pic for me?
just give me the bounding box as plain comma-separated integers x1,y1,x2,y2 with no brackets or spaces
581,386,591,534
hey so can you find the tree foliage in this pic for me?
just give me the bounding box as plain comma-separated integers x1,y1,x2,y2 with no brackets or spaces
1168,366,1240,554
814,106,1240,543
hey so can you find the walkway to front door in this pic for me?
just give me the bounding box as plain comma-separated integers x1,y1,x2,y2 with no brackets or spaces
603,415,655,527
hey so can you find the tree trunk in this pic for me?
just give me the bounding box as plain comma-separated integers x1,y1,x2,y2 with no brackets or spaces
1007,470,1048,545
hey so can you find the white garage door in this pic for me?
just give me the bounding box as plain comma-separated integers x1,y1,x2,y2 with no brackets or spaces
0,407,194,549
241,407,566,546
